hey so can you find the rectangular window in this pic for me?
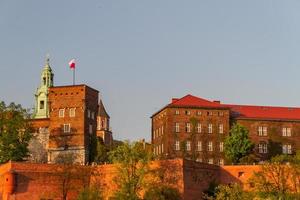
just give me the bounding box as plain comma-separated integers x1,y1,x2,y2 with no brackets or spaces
63,124,70,133
175,123,180,133
218,159,224,166
175,110,180,115
69,108,76,117
197,111,202,116
87,109,91,118
258,143,268,154
196,158,202,162
153,130,155,139
162,143,164,153
208,158,214,164
161,126,164,135
208,141,213,151
91,112,95,120
59,109,65,118
282,144,292,154
219,124,223,134
185,110,191,115
40,100,45,109
282,128,291,137
258,126,267,136
175,141,180,151
197,123,202,133
208,124,213,134
219,142,224,152
197,141,202,151
186,141,191,151
186,123,191,133
219,112,224,116
89,124,93,134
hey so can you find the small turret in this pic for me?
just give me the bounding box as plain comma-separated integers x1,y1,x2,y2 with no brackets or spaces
96,100,113,146
33,56,54,119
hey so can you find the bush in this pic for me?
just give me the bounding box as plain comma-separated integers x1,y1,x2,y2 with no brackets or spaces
143,186,181,200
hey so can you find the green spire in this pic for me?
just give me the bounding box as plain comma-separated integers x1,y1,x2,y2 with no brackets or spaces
33,56,54,119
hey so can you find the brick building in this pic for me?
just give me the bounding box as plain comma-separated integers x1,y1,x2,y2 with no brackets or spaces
151,94,300,164
28,58,113,164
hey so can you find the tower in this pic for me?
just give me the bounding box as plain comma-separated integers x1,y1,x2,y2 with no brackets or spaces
34,57,54,119
96,100,113,146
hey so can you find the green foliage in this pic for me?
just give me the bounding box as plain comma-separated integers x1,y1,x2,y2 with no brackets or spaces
0,101,32,163
213,183,254,200
224,123,254,164
90,136,109,164
108,141,153,200
77,187,103,200
143,185,181,200
202,180,219,199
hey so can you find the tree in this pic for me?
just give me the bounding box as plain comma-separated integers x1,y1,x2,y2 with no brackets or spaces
224,123,254,164
212,183,254,200
108,141,153,200
77,186,103,200
143,185,181,200
0,101,32,163
89,136,109,164
249,153,300,198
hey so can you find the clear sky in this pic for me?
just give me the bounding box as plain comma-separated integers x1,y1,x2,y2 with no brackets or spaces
1,1,300,141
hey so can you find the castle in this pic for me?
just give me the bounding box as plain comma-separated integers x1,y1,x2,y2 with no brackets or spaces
152,94,300,164
28,58,113,164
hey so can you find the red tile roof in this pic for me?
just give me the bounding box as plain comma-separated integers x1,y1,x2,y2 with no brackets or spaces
170,94,223,108
167,94,300,121
225,104,300,121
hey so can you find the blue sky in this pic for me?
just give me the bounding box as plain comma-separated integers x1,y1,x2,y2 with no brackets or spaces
1,1,300,141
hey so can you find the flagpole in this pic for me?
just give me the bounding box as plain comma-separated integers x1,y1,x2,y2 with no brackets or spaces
73,68,75,85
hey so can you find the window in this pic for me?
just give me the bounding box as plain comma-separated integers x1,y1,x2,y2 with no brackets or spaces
175,123,180,133
43,77,46,85
153,130,155,139
158,127,161,136
89,124,93,134
175,141,180,151
40,101,44,109
59,109,65,118
208,124,213,134
196,158,202,162
161,126,164,135
282,144,292,154
91,112,95,120
219,124,223,134
197,123,202,133
219,112,224,116
258,143,268,154
208,141,213,151
219,142,224,152
87,109,91,118
162,143,164,153
218,159,224,166
207,111,213,116
282,128,291,137
63,124,70,133
69,108,76,117
185,110,191,115
208,158,214,164
186,123,191,133
158,145,161,154
175,110,180,115
258,126,267,136
197,141,202,151
186,141,191,151
197,111,202,116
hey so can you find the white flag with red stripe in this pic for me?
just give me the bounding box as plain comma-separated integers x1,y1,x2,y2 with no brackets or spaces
69,59,76,69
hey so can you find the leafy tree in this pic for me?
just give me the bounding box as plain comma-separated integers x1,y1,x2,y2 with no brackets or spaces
0,101,32,163
108,141,152,200
77,186,103,200
90,135,109,164
212,183,254,200
143,185,181,200
224,123,254,164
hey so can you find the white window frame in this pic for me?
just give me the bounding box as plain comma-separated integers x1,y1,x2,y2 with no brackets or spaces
161,126,164,135
258,143,268,154
218,159,224,166
282,127,291,137
219,142,224,152
186,141,191,151
283,144,292,154
219,124,223,134
208,158,214,164
197,141,202,151
185,110,191,115
175,110,180,115
69,108,76,117
197,123,202,133
59,109,65,118
63,123,70,133
175,141,180,151
186,123,191,133
175,123,180,133
208,141,213,151
208,124,213,134
263,126,267,136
